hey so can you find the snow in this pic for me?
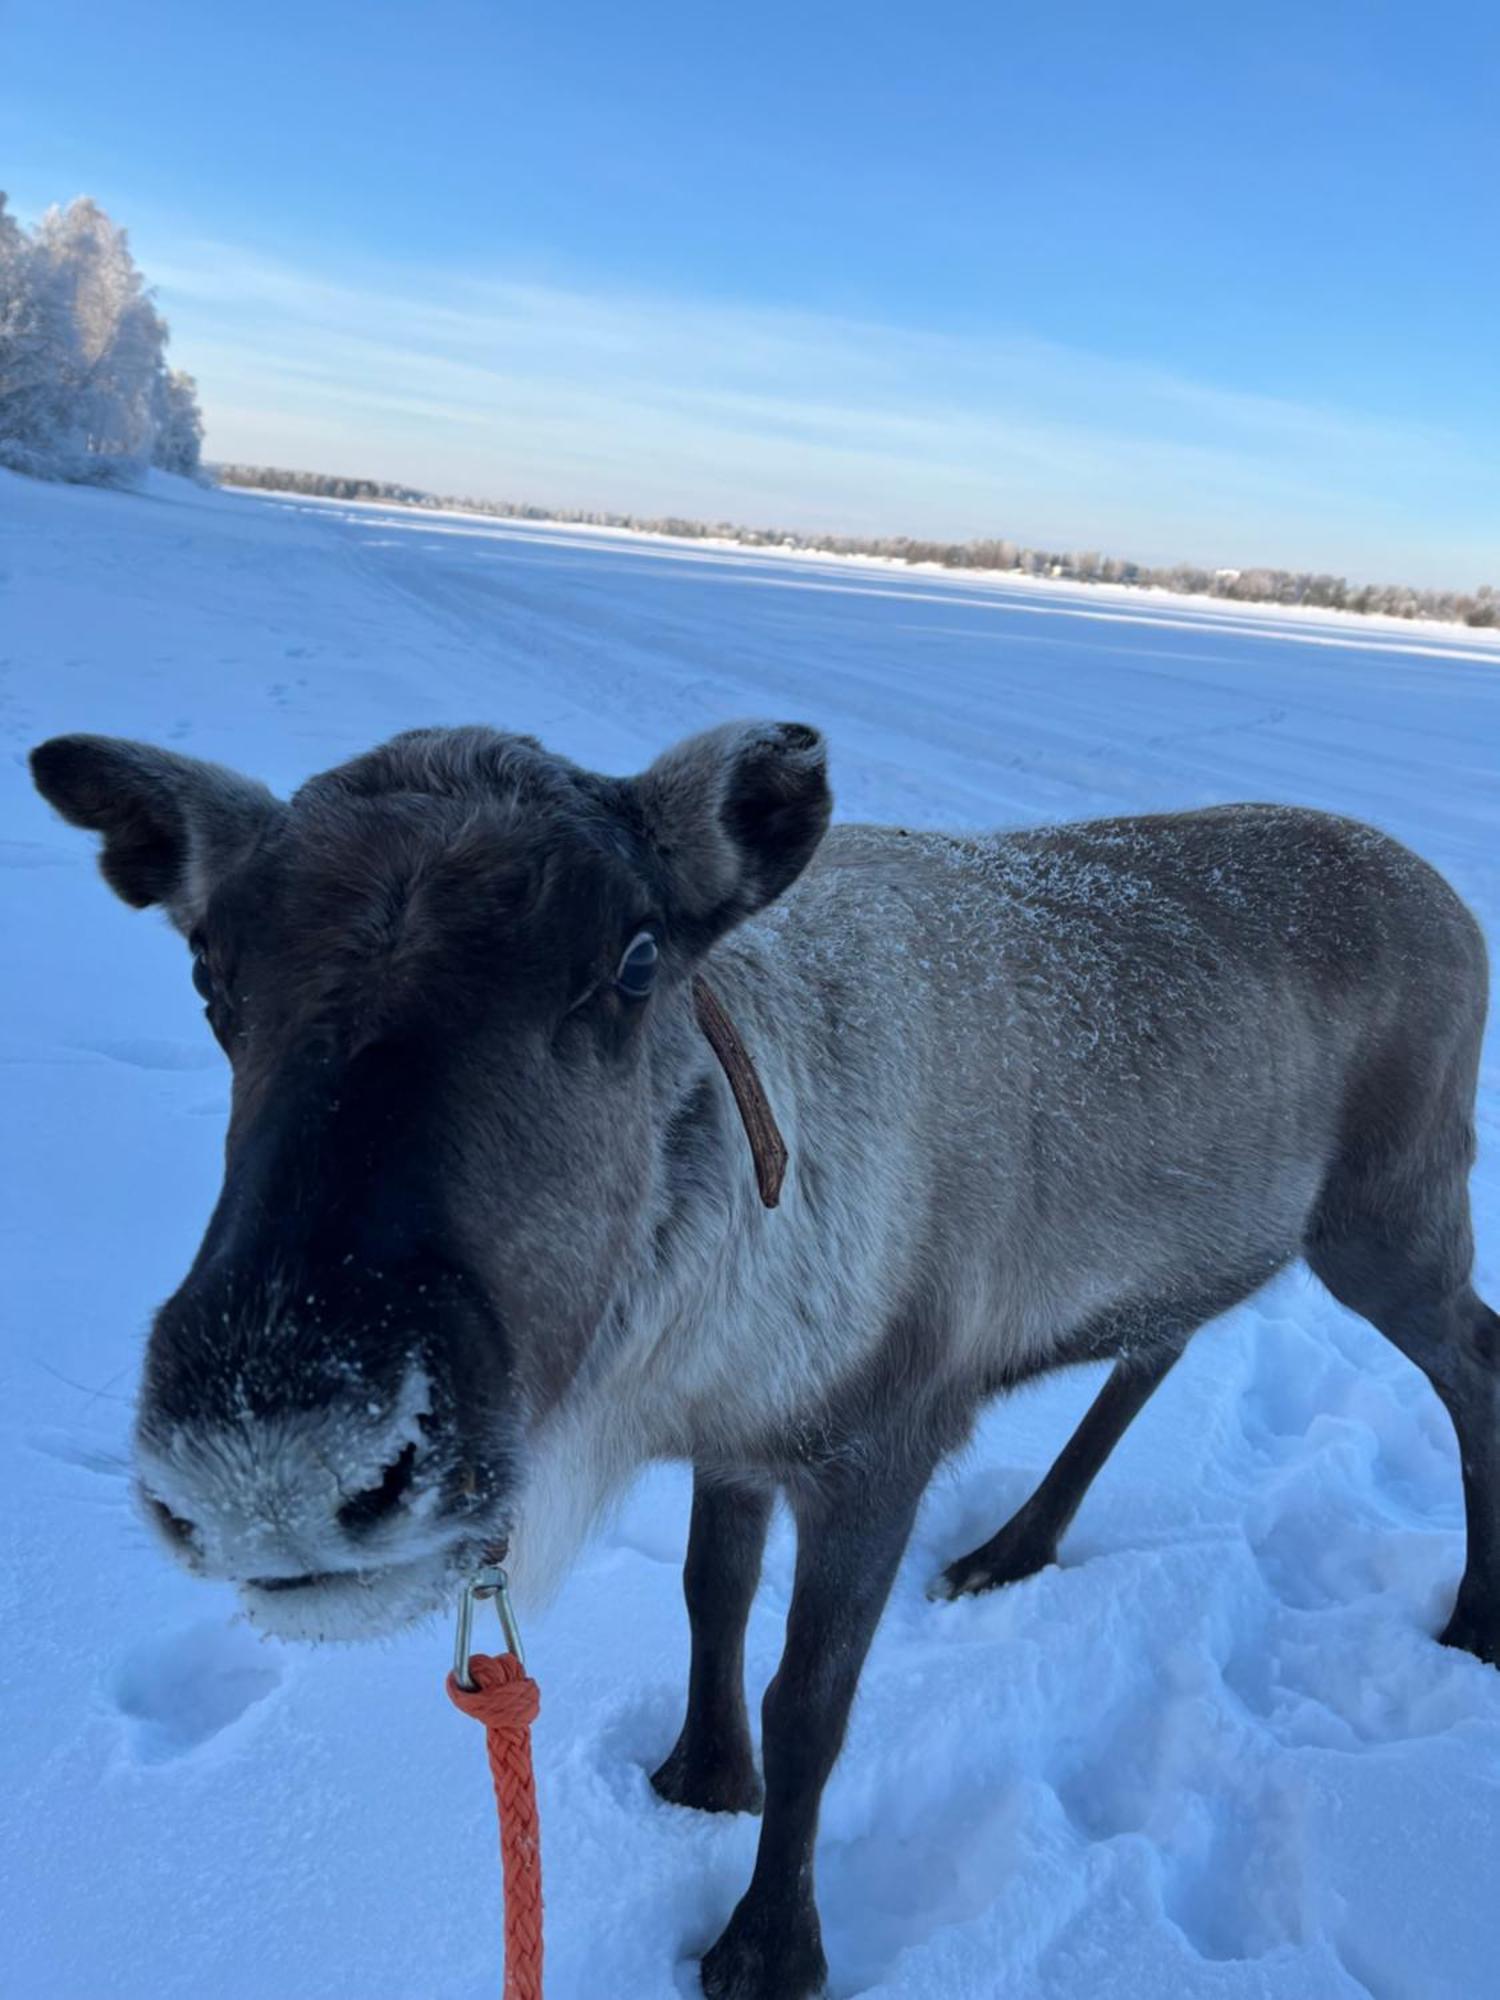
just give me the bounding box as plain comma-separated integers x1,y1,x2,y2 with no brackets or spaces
263,490,1500,650
4,468,1499,1999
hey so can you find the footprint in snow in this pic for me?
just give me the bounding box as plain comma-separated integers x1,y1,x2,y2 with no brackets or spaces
0,839,73,870
113,1620,283,1765
77,1037,222,1072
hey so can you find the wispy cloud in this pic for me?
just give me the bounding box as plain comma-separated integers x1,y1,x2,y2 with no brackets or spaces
145,237,1497,586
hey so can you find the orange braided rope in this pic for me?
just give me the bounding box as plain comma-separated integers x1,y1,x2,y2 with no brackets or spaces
447,1652,544,2000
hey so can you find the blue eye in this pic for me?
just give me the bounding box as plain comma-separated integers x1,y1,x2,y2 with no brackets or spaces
615,930,658,999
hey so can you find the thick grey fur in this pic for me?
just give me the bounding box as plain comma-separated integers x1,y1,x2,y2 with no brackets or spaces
29,722,1500,2000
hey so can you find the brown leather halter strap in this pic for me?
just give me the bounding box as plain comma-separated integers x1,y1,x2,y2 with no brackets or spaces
691,974,788,1209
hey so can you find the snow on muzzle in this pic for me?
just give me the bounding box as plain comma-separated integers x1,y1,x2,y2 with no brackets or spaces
133,1260,518,1640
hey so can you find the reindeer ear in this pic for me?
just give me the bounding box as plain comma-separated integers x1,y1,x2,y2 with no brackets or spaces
633,721,831,951
30,735,281,930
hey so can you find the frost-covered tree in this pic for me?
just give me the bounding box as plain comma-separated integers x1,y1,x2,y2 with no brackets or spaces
152,368,204,475
0,191,203,484
32,198,166,477
0,192,89,476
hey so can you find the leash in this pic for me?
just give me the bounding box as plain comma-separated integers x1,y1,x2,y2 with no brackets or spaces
448,1567,544,2000
443,983,784,1996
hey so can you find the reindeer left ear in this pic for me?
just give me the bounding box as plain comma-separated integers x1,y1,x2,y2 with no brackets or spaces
30,734,281,931
633,721,831,952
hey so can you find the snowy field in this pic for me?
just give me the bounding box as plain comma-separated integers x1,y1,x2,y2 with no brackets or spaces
4,469,1500,2000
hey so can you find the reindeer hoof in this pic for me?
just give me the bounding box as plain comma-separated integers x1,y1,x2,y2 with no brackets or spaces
928,1533,1058,1602
652,1739,764,1815
700,1907,827,2000
1440,1602,1500,1670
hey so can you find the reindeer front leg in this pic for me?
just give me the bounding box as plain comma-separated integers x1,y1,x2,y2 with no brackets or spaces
654,1467,773,1815
700,1453,932,2000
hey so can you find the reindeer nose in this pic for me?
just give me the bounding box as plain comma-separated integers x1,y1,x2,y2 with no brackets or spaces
144,1491,198,1552
134,1244,509,1618
335,1440,419,1533
133,1364,455,1586
141,1431,426,1565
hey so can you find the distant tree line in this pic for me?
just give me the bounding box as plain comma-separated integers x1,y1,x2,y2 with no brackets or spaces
0,193,203,485
215,464,1498,631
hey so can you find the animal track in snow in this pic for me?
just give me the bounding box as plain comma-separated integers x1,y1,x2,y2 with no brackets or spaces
112,1620,283,1764
610,1521,687,1569
1044,1660,1316,1966
76,1037,222,1072
821,1772,1056,1993
0,838,72,869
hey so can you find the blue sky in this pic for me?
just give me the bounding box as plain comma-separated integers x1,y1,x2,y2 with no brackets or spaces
4,0,1497,584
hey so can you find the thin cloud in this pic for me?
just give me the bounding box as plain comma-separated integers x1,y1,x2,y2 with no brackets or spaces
145,236,1498,585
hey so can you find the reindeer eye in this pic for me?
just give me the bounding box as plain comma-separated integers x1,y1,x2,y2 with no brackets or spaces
615,930,659,999
191,951,214,1002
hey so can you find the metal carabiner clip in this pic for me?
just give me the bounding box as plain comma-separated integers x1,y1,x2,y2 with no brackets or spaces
452,1562,525,1689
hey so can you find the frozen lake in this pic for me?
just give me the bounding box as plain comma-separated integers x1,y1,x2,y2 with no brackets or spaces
4,471,1499,1998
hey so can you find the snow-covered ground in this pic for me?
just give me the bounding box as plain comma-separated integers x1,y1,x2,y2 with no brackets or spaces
264,486,1500,651
4,469,1499,1999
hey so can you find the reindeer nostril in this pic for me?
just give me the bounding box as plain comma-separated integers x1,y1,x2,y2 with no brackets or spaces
146,1493,197,1550
337,1441,419,1534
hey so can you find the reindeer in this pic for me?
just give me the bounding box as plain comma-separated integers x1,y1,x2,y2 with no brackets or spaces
31,722,1499,2000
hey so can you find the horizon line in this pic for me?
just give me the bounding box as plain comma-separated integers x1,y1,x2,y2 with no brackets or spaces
211,459,1500,610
